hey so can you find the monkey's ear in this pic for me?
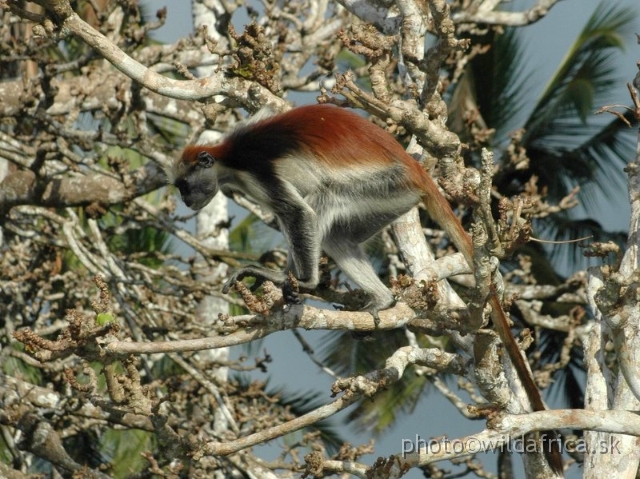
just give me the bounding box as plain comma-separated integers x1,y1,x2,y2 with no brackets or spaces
197,151,216,168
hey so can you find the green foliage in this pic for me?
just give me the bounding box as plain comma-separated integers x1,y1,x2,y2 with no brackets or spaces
99,429,155,477
104,215,173,268
0,438,11,466
3,343,43,385
349,367,428,435
535,3,631,127
452,2,635,200
96,312,115,326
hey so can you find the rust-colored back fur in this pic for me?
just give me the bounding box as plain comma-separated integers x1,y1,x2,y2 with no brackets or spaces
179,105,405,171
252,105,401,167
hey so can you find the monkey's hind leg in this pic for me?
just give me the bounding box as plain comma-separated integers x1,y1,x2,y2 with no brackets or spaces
322,240,395,328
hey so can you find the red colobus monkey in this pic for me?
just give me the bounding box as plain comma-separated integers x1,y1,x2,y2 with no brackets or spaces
170,105,560,469
171,104,471,316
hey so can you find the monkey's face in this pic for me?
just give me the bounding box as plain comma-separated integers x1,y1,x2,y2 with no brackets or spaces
174,151,219,210
175,168,219,210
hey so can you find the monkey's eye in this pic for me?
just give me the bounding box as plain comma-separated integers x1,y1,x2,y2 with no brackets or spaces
197,151,215,168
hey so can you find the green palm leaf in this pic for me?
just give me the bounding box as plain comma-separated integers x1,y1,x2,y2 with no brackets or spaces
535,3,631,124
448,28,529,144
519,2,635,201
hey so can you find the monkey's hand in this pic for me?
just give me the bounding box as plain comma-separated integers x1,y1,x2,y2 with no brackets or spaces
282,273,302,305
221,266,279,294
222,266,317,297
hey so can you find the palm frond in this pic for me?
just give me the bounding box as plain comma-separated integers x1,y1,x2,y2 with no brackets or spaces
448,28,530,144
537,331,586,410
538,2,631,109
275,388,344,454
524,2,634,147
574,110,636,194
474,28,531,139
533,215,628,269
307,2,637,439
346,368,428,435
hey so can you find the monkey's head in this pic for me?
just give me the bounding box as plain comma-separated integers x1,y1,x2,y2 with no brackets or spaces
171,148,219,210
